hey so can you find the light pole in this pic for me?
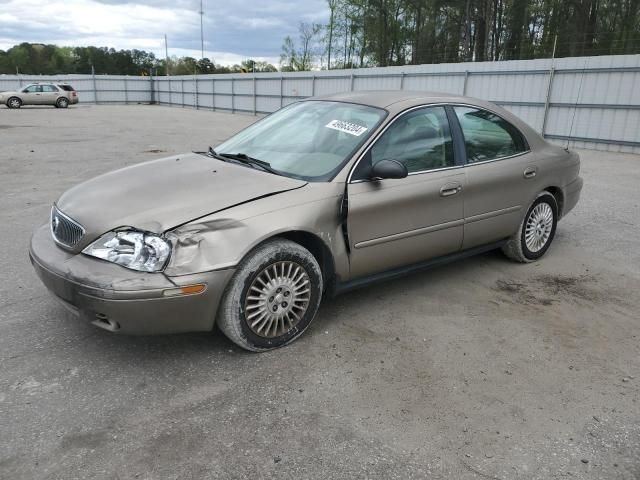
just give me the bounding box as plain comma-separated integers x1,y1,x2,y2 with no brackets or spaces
200,0,204,60
164,34,170,76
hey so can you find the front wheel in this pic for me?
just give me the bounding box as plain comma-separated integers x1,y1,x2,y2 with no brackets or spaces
502,191,558,263
217,239,323,351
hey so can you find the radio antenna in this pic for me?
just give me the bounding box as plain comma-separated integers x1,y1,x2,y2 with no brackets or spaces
566,58,588,150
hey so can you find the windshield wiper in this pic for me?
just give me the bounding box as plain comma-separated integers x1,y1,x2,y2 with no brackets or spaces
205,146,227,160
200,147,282,176
216,152,281,176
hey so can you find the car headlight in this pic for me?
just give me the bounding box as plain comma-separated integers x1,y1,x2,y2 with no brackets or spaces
82,230,171,272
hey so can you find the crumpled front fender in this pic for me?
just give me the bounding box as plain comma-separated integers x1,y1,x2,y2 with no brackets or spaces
163,182,348,279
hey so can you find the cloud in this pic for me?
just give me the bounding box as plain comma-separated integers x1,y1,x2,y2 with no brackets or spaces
0,0,328,65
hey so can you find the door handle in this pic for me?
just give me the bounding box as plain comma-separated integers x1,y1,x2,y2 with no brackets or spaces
523,167,537,179
440,183,462,197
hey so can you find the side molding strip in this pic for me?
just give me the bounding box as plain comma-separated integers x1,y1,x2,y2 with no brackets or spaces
353,206,521,250
354,218,464,249
464,205,522,224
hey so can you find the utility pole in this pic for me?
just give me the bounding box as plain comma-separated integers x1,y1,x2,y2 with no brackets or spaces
199,0,204,60
164,34,170,76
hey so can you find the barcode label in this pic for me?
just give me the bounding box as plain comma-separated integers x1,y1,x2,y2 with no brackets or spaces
325,119,368,136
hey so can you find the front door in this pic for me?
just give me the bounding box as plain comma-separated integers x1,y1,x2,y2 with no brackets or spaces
20,85,41,105
346,106,465,279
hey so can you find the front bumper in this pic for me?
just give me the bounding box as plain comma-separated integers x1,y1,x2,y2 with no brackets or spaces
29,224,234,334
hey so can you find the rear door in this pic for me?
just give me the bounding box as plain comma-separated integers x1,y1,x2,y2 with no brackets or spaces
452,106,537,249
40,84,60,104
346,105,465,279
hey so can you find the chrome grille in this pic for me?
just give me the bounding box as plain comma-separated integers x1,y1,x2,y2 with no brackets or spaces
51,206,85,248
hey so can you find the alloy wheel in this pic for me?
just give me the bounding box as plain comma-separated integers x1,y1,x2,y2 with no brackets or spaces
244,261,311,338
524,202,554,252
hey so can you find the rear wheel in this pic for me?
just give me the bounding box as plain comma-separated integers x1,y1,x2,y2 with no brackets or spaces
502,192,558,263
7,97,22,109
56,97,69,108
217,239,323,352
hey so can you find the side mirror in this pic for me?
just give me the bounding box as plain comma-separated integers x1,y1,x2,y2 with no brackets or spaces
370,159,408,180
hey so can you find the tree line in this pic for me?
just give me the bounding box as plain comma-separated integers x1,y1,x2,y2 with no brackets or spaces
0,43,277,76
2,0,638,76
280,0,640,70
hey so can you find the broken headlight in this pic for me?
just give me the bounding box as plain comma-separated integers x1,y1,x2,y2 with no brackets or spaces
82,230,171,272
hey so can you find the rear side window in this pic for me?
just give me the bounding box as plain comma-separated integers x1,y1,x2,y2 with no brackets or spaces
41,85,59,92
57,85,75,91
454,107,528,163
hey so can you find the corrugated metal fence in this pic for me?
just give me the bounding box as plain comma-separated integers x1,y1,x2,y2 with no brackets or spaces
1,54,639,153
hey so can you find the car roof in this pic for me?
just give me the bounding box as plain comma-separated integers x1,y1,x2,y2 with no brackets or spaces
314,90,474,109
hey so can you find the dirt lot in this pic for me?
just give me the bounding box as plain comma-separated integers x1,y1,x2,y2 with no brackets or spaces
1,104,639,479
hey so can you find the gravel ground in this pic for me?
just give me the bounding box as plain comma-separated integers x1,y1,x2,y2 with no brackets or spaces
1,104,639,480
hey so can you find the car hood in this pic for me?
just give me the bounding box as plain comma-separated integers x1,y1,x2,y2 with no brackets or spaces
56,153,307,243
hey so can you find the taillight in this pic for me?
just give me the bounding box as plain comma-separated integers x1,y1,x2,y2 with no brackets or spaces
72,92,77,96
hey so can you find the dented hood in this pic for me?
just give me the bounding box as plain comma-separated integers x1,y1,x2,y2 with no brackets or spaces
56,153,307,241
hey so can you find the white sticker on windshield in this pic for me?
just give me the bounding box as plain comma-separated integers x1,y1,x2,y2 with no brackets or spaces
325,119,368,136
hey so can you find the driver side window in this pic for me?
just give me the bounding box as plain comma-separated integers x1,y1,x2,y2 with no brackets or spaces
355,106,454,180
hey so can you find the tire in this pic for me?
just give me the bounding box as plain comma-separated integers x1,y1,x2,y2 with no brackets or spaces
56,97,69,108
502,191,558,263
7,97,22,109
217,239,323,352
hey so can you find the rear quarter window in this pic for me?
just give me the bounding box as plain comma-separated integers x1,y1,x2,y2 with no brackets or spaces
57,85,75,91
454,106,528,163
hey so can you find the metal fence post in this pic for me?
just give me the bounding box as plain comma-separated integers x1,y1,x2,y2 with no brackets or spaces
311,74,316,97
462,70,469,95
212,78,216,111
149,71,154,104
195,74,199,110
280,74,284,108
541,67,555,137
124,76,129,104
399,72,405,90
253,76,257,115
92,66,98,104
231,77,235,113
350,72,355,91
181,78,185,107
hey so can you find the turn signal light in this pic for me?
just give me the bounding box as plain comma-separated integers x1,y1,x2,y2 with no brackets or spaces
162,284,207,297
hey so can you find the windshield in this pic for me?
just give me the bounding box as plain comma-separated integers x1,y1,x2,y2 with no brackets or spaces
215,101,386,181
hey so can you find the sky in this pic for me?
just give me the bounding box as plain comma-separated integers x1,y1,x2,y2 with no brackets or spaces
0,0,329,65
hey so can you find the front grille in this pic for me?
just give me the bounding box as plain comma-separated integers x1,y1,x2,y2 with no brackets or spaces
51,206,85,248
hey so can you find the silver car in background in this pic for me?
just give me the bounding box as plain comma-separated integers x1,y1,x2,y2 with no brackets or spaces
1,83,78,108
